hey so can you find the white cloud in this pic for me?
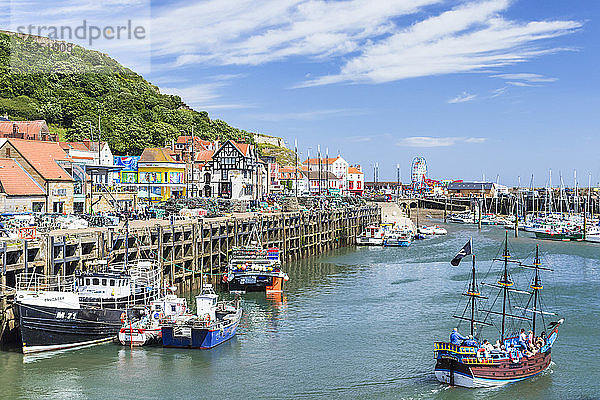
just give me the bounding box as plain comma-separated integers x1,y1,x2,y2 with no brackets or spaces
506,81,535,87
152,0,442,66
397,136,487,147
448,92,476,103
491,73,558,82
301,0,580,86
160,82,252,111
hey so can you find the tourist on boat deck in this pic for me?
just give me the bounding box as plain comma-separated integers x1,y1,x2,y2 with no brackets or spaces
482,340,494,352
518,328,528,351
463,335,478,347
450,328,467,345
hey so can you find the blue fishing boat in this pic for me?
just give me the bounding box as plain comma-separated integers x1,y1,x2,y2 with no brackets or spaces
161,285,242,349
383,228,412,247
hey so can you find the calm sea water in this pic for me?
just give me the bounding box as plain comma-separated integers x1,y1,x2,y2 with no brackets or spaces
1,223,599,399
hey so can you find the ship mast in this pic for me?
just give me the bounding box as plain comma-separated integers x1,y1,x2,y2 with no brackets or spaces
531,245,542,334
469,252,477,336
498,231,512,342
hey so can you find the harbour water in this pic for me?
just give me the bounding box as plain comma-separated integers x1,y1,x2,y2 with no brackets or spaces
1,222,598,399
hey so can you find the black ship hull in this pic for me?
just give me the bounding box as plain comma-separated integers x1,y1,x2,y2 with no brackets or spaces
15,303,129,354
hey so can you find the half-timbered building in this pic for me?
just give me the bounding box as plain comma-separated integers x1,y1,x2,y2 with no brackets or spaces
202,140,267,200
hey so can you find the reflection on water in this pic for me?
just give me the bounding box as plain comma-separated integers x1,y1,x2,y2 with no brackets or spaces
1,224,599,399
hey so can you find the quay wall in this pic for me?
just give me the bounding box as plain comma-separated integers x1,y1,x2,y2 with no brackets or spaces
0,206,380,333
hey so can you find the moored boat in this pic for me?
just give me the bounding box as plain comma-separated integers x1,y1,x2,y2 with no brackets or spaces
356,225,385,246
13,259,161,354
161,285,242,349
118,293,188,346
383,228,412,247
434,235,564,388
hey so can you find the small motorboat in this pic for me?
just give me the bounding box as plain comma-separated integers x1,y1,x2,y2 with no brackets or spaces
119,293,188,346
383,228,412,247
356,225,385,246
161,285,242,349
432,225,447,235
418,225,435,236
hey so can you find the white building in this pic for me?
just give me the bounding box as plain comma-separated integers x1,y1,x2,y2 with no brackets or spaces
347,166,364,196
278,166,309,195
303,155,349,194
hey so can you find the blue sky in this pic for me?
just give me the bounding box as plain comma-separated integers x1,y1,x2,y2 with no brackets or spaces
4,0,600,185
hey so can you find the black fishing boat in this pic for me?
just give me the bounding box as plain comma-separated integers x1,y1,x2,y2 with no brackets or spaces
434,234,564,387
223,224,288,292
13,259,161,354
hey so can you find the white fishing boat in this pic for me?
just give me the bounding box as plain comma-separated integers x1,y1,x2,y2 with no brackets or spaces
432,225,447,235
383,228,412,247
118,293,188,346
356,225,385,246
418,225,435,235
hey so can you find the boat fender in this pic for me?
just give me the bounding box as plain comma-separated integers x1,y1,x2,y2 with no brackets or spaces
153,312,160,319
120,312,127,323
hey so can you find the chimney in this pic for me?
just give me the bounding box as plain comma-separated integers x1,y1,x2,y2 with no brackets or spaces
12,123,18,136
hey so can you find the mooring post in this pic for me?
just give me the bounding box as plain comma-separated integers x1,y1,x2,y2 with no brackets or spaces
478,199,482,230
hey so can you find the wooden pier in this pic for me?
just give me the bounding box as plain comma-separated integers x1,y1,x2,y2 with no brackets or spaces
0,206,379,336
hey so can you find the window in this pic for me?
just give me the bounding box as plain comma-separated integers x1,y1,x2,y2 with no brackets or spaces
102,279,107,286
357,181,361,189
171,305,177,312
92,278,99,285
53,201,64,213
109,279,115,286
221,170,228,180
86,278,91,285
32,202,44,212
349,181,354,190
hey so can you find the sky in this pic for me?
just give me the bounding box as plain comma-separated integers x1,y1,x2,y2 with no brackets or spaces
3,0,600,186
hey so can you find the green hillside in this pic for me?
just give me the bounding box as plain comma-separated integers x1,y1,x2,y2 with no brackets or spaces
0,32,253,154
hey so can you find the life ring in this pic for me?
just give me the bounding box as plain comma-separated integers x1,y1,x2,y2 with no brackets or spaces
120,312,127,323
509,351,520,363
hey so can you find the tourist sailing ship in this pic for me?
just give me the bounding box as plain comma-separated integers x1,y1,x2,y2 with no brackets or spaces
434,234,564,387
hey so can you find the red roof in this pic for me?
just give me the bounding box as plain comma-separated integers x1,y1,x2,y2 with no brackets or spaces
348,167,363,174
140,147,183,163
194,150,214,162
177,136,214,150
59,142,92,152
5,139,73,181
303,156,340,165
0,158,46,195
0,120,54,141
231,141,251,156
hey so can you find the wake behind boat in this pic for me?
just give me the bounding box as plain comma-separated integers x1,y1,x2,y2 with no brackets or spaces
434,235,564,388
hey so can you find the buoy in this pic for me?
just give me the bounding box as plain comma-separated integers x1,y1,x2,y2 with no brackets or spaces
283,276,289,281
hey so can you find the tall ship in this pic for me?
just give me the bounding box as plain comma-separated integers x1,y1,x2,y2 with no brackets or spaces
12,259,161,353
223,225,288,293
434,234,564,387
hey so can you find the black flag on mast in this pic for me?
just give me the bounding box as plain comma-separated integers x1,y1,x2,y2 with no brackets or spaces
451,239,472,266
